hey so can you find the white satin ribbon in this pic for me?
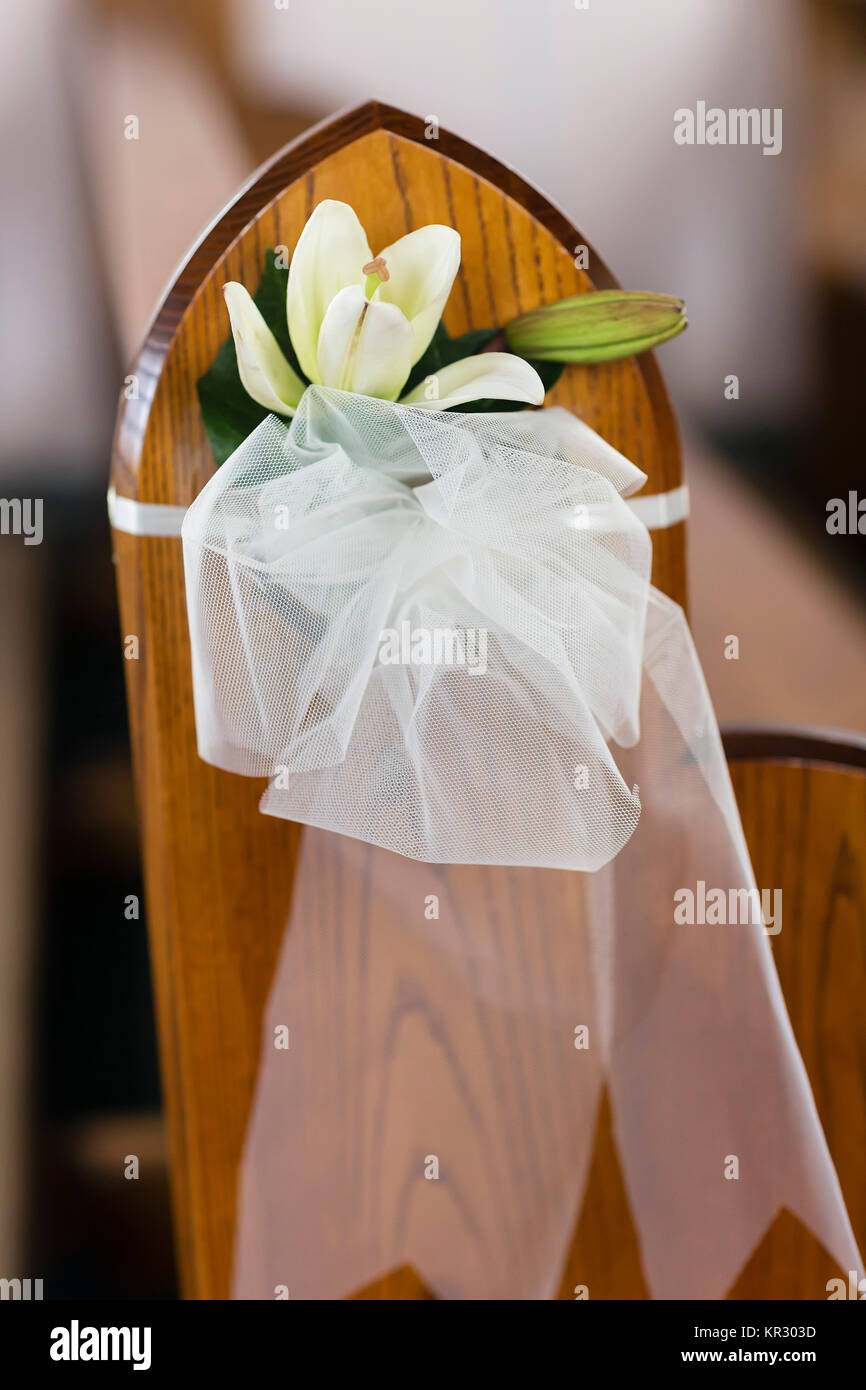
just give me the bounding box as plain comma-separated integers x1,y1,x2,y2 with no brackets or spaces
106,487,189,537
109,482,689,535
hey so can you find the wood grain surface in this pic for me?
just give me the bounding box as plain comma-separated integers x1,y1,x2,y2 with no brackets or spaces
561,742,866,1301
109,102,864,1301
724,751,866,1299
350,751,866,1300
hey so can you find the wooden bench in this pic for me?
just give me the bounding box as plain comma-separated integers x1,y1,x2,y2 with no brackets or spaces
110,101,863,1299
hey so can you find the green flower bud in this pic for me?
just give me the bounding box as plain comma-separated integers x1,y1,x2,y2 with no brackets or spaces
504,291,687,363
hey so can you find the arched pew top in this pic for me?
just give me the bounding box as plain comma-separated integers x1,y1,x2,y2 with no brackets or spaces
110,101,684,601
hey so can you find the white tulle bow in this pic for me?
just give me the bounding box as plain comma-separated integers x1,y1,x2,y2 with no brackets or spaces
182,388,860,1301
183,388,652,869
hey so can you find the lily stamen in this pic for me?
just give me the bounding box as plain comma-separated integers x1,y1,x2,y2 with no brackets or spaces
362,255,390,283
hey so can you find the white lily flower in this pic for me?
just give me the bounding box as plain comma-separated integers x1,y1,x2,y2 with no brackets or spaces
286,200,375,385
223,199,545,414
222,284,305,415
400,352,546,412
371,223,463,366
315,285,414,400
288,200,461,393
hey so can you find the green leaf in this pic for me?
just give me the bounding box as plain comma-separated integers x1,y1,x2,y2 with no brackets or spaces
402,323,498,395
196,249,309,466
255,251,306,375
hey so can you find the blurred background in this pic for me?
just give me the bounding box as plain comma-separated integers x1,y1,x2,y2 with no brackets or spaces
0,0,863,1299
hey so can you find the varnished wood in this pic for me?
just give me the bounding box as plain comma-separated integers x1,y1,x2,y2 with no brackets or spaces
113,101,684,596
726,752,866,1297
111,101,686,1299
724,723,866,772
558,748,866,1299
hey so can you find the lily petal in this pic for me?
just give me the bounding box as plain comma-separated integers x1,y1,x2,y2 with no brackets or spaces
400,351,545,411
373,225,461,365
286,200,372,383
223,283,305,415
317,284,414,400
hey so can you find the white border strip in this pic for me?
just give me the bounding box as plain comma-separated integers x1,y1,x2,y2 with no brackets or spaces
107,483,690,537
626,484,689,530
107,487,190,538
